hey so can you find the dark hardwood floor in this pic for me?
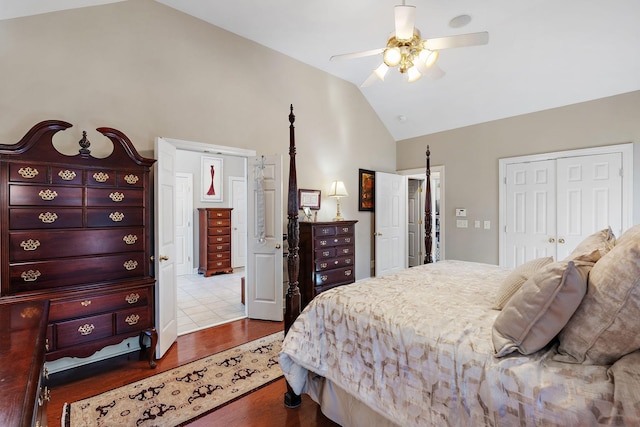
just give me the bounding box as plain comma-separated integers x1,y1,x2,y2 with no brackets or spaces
47,319,339,426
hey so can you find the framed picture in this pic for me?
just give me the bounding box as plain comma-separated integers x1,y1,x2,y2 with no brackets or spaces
358,169,375,211
298,189,321,210
201,156,223,202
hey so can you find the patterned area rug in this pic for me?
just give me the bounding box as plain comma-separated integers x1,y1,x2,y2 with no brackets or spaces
63,332,283,427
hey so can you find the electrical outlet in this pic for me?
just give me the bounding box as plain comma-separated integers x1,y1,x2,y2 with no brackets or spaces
484,220,491,230
474,220,480,228
456,219,468,228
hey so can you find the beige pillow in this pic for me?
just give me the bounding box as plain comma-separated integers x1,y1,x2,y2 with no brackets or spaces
556,227,640,365
492,257,554,310
492,260,590,357
563,227,616,263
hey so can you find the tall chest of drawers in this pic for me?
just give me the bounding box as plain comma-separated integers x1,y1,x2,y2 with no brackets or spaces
298,220,357,308
198,208,233,276
0,121,157,368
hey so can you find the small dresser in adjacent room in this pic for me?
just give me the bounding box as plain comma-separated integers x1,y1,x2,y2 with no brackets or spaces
298,220,357,308
0,120,157,370
198,208,234,276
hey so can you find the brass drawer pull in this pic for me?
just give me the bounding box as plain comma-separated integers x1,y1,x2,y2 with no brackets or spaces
125,293,140,304
39,189,58,200
320,240,327,246
321,229,330,234
216,261,223,266
124,174,139,185
216,245,223,250
320,262,328,269
109,192,125,202
341,227,349,232
215,237,223,242
123,260,138,271
81,300,91,307
109,212,124,222
346,259,352,264
39,212,58,223
43,364,49,379
216,254,223,258
45,339,49,352
21,269,41,282
20,239,40,251
322,251,330,257
344,238,351,243
345,270,352,277
18,166,39,179
38,386,51,407
123,234,138,245
58,169,77,181
125,314,140,325
342,248,349,254
93,172,109,183
320,275,328,282
78,324,95,336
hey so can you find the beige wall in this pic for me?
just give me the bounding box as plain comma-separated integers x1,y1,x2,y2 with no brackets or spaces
0,0,396,280
397,91,640,264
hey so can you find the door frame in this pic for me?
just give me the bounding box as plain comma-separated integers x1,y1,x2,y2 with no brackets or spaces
398,165,446,262
498,143,633,267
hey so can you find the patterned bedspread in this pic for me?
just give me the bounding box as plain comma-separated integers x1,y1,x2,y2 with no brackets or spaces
279,260,640,426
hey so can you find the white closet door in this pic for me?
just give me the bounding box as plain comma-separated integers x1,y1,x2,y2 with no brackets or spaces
556,153,622,259
504,160,556,268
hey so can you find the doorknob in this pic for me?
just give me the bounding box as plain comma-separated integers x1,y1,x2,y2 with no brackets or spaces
159,255,169,261
275,243,281,249
374,232,382,237
558,238,565,244
548,237,555,243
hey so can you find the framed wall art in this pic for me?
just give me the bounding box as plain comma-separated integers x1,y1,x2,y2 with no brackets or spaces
298,188,321,210
358,168,375,211
201,156,223,202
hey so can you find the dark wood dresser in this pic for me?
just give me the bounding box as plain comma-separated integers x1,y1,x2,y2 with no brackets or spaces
0,300,50,427
0,121,157,368
298,220,357,308
198,208,233,276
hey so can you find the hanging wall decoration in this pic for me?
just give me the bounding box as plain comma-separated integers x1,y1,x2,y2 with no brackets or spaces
201,156,223,202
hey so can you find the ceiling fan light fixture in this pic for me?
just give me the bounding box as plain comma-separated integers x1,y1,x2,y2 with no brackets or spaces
383,47,402,67
407,66,422,82
419,49,439,68
374,63,389,81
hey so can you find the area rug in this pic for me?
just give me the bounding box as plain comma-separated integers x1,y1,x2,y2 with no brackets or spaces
62,332,283,427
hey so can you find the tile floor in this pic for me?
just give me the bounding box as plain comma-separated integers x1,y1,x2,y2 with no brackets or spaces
177,268,246,335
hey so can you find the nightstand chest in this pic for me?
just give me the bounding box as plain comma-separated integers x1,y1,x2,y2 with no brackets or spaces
298,220,357,308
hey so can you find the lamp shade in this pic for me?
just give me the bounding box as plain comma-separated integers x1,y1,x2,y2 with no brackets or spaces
328,181,348,198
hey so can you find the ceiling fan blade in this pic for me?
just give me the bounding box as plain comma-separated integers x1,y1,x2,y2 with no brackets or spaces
423,31,489,50
394,5,416,40
423,64,446,80
330,48,384,62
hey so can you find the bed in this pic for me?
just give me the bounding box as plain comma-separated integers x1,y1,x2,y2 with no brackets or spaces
279,107,640,426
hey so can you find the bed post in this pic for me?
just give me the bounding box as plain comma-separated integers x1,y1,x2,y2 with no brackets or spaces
283,104,302,408
424,146,433,264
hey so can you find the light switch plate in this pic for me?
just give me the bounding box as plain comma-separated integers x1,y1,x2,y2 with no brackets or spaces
455,208,467,217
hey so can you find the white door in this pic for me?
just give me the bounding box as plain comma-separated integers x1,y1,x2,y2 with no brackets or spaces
375,172,407,277
175,173,193,276
504,160,556,268
246,155,283,321
407,178,422,267
230,176,247,268
154,137,178,358
555,153,623,259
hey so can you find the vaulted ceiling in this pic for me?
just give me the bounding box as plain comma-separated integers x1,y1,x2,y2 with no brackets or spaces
3,0,640,141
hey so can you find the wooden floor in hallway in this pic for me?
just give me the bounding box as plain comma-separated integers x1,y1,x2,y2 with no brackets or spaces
47,319,339,427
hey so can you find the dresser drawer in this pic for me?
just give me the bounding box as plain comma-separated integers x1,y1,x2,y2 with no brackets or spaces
49,287,150,322
313,226,337,237
207,226,230,236
316,236,354,247
206,209,231,219
10,228,144,261
115,307,152,334
9,163,47,183
315,247,336,259
86,169,116,186
335,245,354,257
207,218,230,228
118,171,144,188
313,266,355,287
9,252,146,293
208,243,230,254
87,187,144,207
55,313,113,348
10,208,83,229
208,235,230,244
335,223,356,235
52,166,83,185
9,184,83,206
208,259,231,271
208,251,230,262
315,255,354,272
87,207,144,227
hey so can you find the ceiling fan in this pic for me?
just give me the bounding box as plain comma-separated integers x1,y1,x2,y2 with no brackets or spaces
330,2,489,86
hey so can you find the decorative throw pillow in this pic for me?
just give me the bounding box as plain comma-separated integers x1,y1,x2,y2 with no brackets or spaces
492,257,554,310
492,260,590,357
555,226,640,365
563,227,616,263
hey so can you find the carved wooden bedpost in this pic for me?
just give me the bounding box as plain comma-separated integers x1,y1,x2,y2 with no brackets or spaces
424,146,433,264
284,104,302,408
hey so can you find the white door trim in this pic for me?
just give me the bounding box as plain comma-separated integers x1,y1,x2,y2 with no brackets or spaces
499,143,633,267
